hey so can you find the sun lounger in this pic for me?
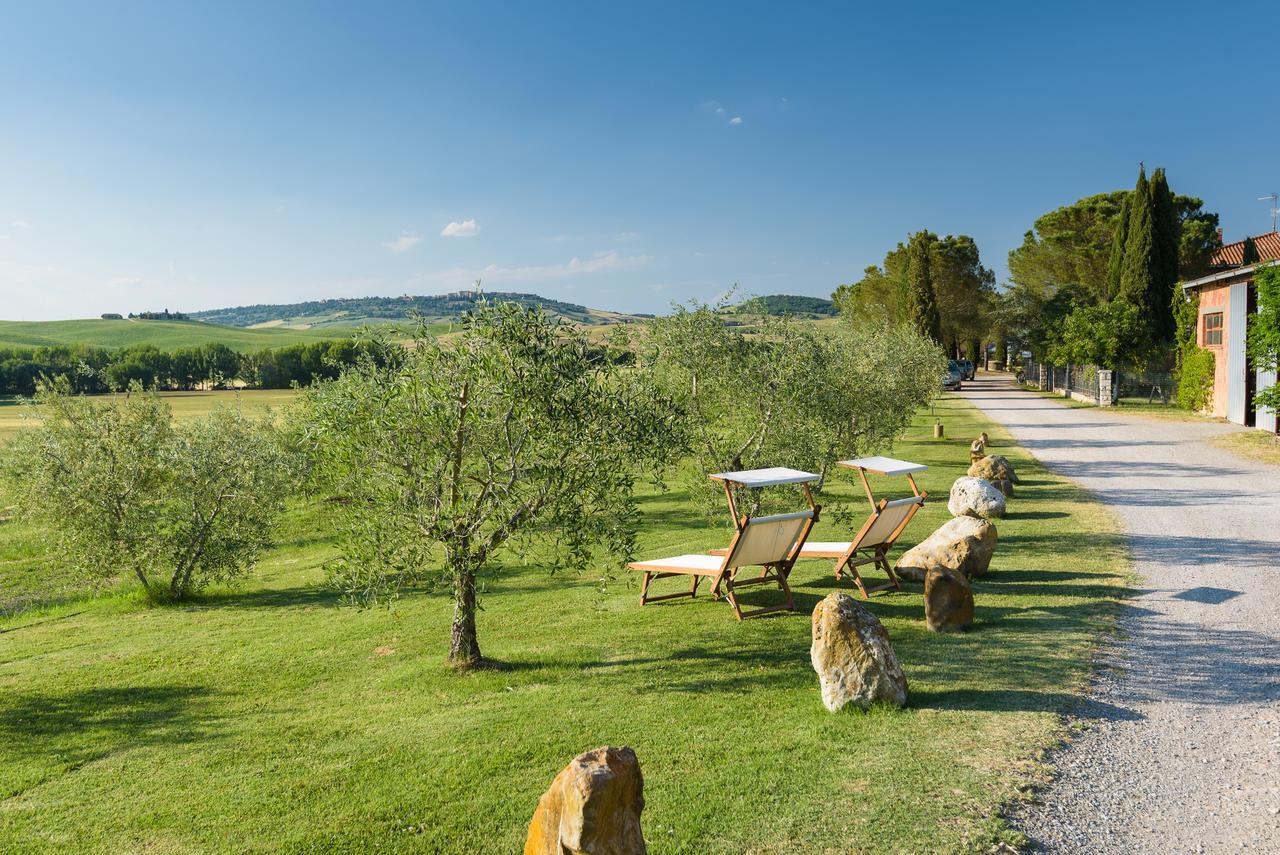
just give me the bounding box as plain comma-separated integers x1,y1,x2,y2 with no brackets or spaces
798,494,925,598
629,508,817,620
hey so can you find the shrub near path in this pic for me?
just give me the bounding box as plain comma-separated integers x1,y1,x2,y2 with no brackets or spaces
0,395,1128,853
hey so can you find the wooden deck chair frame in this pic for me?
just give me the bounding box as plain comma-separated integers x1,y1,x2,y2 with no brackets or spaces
629,507,819,620
799,493,925,598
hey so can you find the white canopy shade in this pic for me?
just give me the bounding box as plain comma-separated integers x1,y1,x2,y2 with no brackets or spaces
836,456,928,476
708,466,820,488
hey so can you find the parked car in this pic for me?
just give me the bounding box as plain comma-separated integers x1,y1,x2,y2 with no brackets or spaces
957,359,976,380
943,360,963,391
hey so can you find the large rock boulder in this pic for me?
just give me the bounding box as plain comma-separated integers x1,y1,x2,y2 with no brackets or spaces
969,454,1019,484
924,566,974,632
810,592,907,712
524,746,646,855
948,476,1006,519
894,516,997,582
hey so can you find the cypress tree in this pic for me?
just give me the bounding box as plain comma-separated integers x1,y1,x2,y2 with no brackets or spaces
1118,167,1154,316
1242,235,1260,265
1149,168,1179,344
1106,193,1131,302
904,231,942,343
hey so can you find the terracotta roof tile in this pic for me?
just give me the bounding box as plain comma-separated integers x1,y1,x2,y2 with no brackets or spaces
1210,231,1280,267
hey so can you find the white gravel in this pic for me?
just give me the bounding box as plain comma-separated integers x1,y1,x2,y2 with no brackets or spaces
960,376,1280,854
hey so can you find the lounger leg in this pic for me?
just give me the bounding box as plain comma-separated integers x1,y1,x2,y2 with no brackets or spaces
640,572,652,605
690,576,700,597
723,580,744,620
775,564,795,612
853,572,871,599
878,555,901,591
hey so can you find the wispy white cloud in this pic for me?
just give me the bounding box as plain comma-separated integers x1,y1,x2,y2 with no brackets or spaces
105,276,143,289
441,219,479,238
383,232,423,253
702,101,743,126
11,220,30,229
615,231,641,242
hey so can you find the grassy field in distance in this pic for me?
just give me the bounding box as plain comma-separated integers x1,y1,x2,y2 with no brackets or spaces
0,393,1131,852
0,389,300,442
0,318,360,351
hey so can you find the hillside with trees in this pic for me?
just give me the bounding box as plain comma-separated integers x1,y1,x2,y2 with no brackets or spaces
732,295,838,318
189,291,648,328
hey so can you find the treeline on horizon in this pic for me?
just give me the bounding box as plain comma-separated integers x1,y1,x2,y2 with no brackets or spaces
0,340,377,396
189,291,603,327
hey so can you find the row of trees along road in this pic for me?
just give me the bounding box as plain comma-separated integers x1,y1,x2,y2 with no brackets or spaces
832,232,996,360
1002,166,1221,372
4,300,946,668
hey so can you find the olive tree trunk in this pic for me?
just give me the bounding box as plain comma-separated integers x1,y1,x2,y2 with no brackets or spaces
448,560,482,667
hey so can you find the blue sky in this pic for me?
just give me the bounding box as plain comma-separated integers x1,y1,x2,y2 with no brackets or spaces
3,1,1279,320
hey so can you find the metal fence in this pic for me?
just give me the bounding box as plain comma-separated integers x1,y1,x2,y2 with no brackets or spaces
1019,357,1180,407
1116,369,1178,405
1067,364,1100,400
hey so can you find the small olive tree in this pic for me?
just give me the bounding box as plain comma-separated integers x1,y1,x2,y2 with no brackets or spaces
298,303,682,668
2,380,295,599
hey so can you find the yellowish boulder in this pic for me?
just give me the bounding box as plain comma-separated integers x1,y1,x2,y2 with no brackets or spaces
524,746,646,855
810,592,907,712
968,454,1019,484
924,565,974,632
895,516,997,582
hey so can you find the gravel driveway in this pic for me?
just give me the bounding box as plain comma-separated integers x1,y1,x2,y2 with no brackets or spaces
959,375,1280,854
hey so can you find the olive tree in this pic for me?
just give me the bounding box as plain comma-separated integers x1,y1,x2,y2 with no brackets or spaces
641,303,943,513
298,303,682,668
2,380,295,599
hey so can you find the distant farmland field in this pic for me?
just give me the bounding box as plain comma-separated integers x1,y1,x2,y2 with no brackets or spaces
0,318,360,351
0,388,300,441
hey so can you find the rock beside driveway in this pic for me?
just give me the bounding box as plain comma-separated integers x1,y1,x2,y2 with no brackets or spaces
524,746,647,855
895,515,997,581
948,476,1006,519
924,566,974,632
969,453,1019,484
810,592,907,712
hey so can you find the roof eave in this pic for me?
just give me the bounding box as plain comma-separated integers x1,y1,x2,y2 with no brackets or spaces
1181,259,1280,294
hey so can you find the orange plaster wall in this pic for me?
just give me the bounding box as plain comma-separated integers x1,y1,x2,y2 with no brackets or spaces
1197,283,1230,418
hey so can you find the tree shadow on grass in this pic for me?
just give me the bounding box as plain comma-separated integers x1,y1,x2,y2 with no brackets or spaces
193,585,347,610
0,684,222,770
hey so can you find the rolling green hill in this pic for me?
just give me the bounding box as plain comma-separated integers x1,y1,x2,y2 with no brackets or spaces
0,318,357,351
189,291,649,329
733,294,837,318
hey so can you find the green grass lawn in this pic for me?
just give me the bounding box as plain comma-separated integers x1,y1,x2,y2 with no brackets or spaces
0,395,1129,853
1210,429,1280,466
0,318,356,350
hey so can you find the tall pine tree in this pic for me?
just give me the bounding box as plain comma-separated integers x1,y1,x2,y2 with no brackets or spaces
1149,168,1179,344
904,231,943,344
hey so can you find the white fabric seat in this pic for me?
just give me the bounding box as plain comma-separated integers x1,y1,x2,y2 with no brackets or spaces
628,553,724,575
798,540,853,557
